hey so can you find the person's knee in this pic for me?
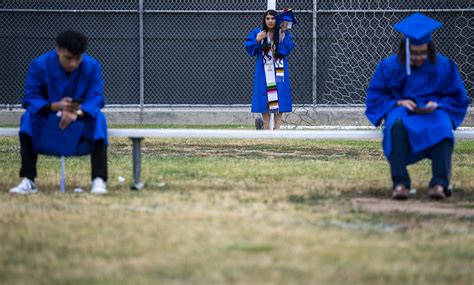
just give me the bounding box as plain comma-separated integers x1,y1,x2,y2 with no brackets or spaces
440,138,453,147
392,119,404,130
19,132,33,140
94,138,106,145
19,132,35,150
437,138,453,152
391,119,406,135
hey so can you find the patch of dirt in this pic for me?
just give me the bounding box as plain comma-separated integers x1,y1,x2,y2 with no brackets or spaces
109,141,384,160
352,198,474,218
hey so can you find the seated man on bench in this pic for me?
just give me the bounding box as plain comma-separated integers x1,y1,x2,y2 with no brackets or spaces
9,30,108,195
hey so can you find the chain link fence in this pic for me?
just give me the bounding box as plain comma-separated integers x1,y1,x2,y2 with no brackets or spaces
316,1,473,106
1,1,473,116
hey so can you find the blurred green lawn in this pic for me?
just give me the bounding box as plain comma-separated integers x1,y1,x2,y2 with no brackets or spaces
0,134,473,285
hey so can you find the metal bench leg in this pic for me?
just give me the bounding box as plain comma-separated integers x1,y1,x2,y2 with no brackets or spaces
131,137,144,190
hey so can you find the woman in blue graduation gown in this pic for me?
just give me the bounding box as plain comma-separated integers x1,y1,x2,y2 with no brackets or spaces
365,13,469,200
10,30,108,195
245,9,295,129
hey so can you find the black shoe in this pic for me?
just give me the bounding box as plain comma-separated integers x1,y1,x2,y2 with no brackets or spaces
255,118,264,130
428,185,446,201
392,185,409,200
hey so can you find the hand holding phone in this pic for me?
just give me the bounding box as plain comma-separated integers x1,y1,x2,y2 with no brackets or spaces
412,107,432,114
413,101,438,114
70,98,84,111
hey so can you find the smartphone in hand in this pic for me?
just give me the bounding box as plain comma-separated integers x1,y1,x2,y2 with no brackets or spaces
70,98,84,112
412,107,433,114
71,98,84,104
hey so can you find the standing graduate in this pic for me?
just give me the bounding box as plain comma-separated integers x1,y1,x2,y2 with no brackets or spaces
245,9,295,129
9,30,109,195
365,13,469,200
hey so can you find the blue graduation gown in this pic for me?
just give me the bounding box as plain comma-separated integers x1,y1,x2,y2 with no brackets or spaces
245,28,294,113
365,54,469,163
19,50,108,157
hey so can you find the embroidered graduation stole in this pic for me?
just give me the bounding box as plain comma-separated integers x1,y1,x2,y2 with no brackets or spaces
262,35,284,113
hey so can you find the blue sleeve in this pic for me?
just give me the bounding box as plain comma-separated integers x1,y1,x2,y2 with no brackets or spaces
437,60,469,129
80,62,105,118
278,31,295,56
365,62,398,127
22,60,49,114
245,29,262,57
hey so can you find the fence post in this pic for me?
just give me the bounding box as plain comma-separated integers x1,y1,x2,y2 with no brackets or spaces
312,0,318,106
139,0,144,123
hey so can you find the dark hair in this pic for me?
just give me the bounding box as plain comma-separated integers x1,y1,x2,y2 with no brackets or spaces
261,10,282,59
398,39,437,66
55,30,88,55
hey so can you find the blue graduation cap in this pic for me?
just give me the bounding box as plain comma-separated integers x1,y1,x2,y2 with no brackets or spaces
393,13,442,75
275,9,297,29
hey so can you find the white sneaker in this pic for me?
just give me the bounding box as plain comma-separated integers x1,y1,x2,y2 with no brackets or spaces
91,177,107,194
9,178,38,195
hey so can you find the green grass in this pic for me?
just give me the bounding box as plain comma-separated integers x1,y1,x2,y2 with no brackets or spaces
110,124,256,129
0,124,255,129
0,137,473,285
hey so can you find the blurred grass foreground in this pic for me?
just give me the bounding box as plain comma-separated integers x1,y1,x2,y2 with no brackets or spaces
1,131,473,285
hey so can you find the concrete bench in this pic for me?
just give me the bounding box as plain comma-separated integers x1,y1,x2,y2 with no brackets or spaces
1,128,473,190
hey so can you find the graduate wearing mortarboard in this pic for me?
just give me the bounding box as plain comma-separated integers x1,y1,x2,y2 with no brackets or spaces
245,9,296,129
365,13,469,200
9,30,109,195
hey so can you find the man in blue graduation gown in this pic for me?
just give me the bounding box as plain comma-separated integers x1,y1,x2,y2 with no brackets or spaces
365,13,469,200
9,30,108,195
